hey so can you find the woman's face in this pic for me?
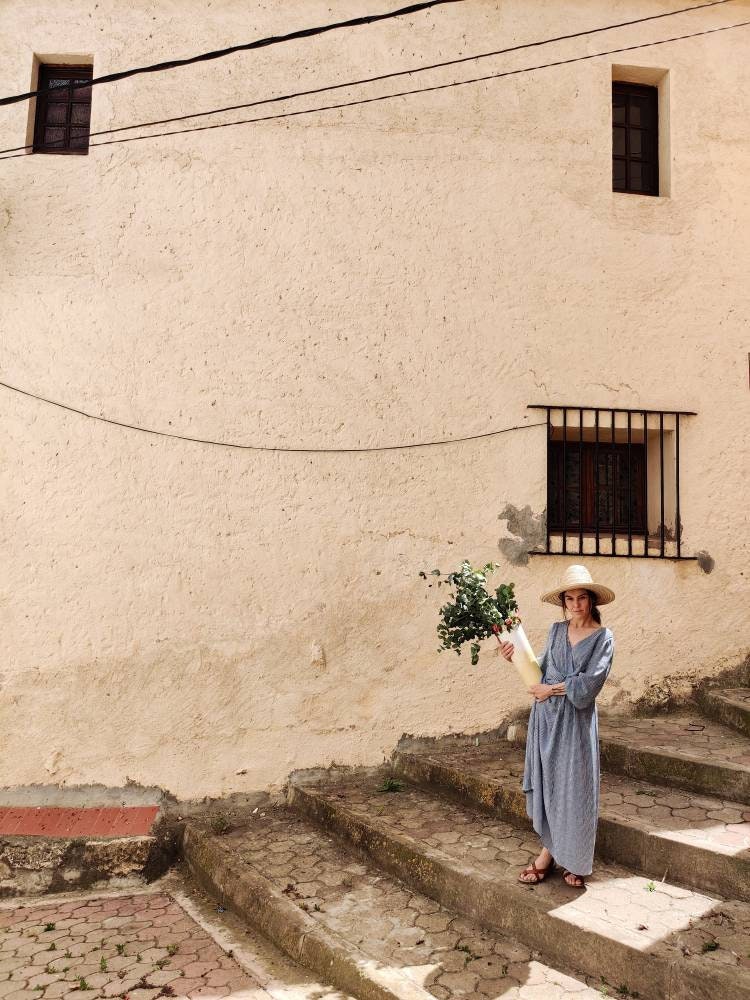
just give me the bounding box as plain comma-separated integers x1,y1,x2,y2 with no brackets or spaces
564,588,591,620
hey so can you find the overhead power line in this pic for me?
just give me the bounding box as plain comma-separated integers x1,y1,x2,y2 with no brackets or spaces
0,0,738,157
0,0,463,109
0,380,545,453
1,16,746,161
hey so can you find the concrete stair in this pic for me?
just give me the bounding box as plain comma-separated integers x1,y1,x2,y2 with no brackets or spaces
183,806,605,1000
598,711,750,804
289,773,750,1000
182,699,750,1000
391,740,750,903
695,687,750,738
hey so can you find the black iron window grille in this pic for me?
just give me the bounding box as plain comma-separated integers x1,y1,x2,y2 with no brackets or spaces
528,405,696,560
32,64,93,155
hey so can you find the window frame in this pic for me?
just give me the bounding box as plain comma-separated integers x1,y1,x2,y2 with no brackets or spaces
32,63,93,156
527,405,696,561
612,81,659,197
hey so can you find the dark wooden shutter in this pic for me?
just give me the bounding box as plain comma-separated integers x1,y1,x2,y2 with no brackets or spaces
33,65,93,154
612,82,659,196
549,441,645,532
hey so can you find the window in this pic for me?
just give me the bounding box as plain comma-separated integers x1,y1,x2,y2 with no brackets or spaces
612,82,658,196
529,405,696,560
33,64,92,154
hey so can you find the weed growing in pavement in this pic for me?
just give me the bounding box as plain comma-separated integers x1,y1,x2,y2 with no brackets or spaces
77,977,91,991
43,923,56,932
702,941,719,952
116,943,126,955
136,953,142,963
645,882,656,892
166,944,179,956
376,777,403,793
209,813,232,835
155,958,170,970
100,956,108,972
64,950,72,959
47,942,57,951
45,965,59,975
159,987,176,997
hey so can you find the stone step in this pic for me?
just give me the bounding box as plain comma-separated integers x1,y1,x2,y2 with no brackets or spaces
182,806,607,1000
598,711,750,805
392,741,750,903
290,772,750,1000
696,687,750,738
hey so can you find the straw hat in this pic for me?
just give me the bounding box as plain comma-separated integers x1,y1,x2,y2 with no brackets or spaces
540,564,615,607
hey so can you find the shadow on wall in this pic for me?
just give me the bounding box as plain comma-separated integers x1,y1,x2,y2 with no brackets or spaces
497,504,546,566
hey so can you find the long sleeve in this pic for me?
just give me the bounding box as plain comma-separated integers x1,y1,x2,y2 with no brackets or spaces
564,631,614,709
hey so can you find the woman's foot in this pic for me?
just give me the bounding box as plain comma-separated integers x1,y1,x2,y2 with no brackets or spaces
518,849,554,883
562,869,585,887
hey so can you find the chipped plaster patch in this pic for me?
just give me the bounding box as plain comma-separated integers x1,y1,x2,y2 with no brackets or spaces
497,504,546,566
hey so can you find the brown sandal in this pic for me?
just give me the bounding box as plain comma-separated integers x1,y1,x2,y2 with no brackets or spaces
562,869,585,887
518,859,555,884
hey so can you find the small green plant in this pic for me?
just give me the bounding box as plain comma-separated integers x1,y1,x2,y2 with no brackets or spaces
47,942,57,951
645,882,656,892
116,943,126,955
45,964,59,974
166,943,179,957
35,986,44,991
501,964,508,976
209,813,232,835
702,941,719,952
136,953,142,963
100,956,108,972
77,977,90,991
376,777,403,793
43,922,56,932
159,987,176,997
64,950,72,959
422,562,522,665
155,958,169,970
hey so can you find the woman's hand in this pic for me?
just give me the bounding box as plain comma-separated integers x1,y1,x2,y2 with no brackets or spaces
528,683,553,702
497,641,514,662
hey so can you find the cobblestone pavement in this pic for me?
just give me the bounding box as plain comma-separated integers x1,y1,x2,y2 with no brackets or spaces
224,808,606,1000
306,775,750,973
0,872,347,1000
599,712,750,768
401,742,750,855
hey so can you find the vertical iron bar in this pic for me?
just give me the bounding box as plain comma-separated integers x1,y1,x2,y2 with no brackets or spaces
546,408,551,553
659,411,665,557
579,407,584,555
643,411,649,557
675,412,681,558
627,411,632,556
611,409,617,555
562,408,568,554
595,409,600,555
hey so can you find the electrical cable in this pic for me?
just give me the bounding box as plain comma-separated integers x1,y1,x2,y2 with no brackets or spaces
0,379,545,453
0,0,739,157
1,16,746,161
0,0,463,109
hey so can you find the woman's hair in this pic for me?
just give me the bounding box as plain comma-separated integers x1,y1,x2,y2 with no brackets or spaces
561,589,602,625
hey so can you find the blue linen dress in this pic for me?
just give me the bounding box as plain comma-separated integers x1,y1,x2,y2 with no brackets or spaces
522,620,614,876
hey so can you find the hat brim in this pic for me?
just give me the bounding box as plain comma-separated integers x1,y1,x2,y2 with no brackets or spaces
541,583,615,607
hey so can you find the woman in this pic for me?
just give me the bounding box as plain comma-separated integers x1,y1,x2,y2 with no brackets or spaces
499,564,614,888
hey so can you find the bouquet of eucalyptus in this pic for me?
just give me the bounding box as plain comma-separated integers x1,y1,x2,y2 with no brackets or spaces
421,560,542,683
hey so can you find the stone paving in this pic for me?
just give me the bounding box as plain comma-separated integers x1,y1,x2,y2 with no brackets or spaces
401,741,750,856
599,712,750,768
303,774,750,975
0,884,261,999
223,807,606,1000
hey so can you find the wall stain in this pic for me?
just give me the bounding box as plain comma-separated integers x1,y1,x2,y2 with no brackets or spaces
696,550,715,574
497,504,546,566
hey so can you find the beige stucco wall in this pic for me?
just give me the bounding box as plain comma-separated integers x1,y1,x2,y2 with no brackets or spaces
1,0,748,799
